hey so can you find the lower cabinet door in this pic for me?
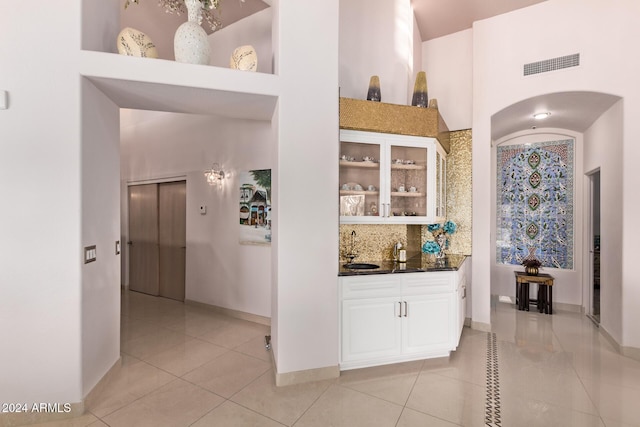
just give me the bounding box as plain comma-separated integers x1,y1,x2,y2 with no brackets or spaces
341,297,402,363
401,294,454,355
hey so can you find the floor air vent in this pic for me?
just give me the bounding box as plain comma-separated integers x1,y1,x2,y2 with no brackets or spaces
524,53,580,76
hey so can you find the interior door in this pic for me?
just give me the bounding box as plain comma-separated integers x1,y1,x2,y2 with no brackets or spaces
128,184,160,296
158,181,186,301
590,171,601,323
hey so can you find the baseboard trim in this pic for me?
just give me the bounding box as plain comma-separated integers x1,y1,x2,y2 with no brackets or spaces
275,365,340,387
83,356,122,412
600,326,640,362
622,345,640,361
553,302,583,313
471,320,491,332
493,295,582,314
185,299,271,326
269,344,339,387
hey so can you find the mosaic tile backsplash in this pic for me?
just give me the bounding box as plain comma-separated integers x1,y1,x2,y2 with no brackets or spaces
339,224,409,262
446,130,472,255
496,139,574,269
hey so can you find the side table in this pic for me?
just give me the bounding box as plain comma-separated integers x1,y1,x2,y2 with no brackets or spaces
514,271,554,314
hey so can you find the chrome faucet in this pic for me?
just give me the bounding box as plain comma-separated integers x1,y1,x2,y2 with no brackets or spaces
345,230,358,264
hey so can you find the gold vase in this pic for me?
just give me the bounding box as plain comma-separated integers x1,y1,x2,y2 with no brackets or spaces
367,75,381,102
411,71,428,107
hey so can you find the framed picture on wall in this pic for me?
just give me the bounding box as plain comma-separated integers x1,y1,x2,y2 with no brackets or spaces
239,169,271,245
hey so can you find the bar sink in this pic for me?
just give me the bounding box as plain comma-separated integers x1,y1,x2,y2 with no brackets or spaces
344,263,380,270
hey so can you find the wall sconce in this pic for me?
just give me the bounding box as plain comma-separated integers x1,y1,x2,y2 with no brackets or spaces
204,163,225,188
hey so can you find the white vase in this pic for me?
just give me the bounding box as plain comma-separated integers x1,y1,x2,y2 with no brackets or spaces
174,0,210,65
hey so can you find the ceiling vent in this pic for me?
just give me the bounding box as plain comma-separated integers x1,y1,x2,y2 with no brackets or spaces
523,53,580,76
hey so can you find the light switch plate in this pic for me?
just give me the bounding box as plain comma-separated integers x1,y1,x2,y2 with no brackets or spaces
84,245,97,264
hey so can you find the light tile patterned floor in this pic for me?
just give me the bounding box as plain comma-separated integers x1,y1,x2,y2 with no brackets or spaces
27,291,640,426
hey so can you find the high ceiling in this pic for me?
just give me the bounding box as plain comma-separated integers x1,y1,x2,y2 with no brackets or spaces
411,0,548,41
411,0,620,139
124,0,617,138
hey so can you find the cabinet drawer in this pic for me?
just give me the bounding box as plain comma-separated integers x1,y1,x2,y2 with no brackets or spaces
401,272,454,296
340,275,401,299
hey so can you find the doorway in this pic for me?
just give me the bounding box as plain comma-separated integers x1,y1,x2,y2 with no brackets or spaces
128,181,186,301
587,170,601,324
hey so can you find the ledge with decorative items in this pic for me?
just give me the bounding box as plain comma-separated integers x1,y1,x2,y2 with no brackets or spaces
118,0,256,69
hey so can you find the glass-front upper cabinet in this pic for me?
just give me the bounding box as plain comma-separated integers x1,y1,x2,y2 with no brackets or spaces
339,137,382,218
339,130,446,224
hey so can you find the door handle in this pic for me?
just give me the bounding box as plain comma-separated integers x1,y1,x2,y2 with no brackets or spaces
127,241,133,245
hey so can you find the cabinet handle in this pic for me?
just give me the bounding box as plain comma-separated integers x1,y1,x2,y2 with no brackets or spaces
386,203,391,218
462,286,466,299
398,301,402,318
404,301,408,317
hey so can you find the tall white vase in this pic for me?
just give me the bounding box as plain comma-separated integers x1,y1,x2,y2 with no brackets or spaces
174,0,210,65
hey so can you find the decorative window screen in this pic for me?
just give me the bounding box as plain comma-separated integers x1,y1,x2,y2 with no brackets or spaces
496,139,574,269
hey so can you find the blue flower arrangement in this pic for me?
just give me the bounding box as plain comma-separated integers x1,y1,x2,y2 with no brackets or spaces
443,220,457,235
422,240,441,254
422,220,457,256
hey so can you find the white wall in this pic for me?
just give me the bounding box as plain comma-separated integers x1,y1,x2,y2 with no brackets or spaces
491,130,584,307
339,0,414,105
81,79,122,397
471,0,640,345
121,111,273,317
410,13,423,104
0,2,84,405
583,100,624,343
271,0,340,375
422,29,473,131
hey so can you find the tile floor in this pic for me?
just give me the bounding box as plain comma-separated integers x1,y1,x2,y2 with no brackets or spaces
29,290,640,426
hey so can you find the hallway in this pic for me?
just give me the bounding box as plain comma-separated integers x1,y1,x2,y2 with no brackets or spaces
29,291,640,426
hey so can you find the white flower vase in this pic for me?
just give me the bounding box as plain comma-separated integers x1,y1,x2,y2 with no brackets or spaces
174,0,210,65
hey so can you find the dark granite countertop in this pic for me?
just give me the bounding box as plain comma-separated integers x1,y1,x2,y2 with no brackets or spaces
339,254,467,276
